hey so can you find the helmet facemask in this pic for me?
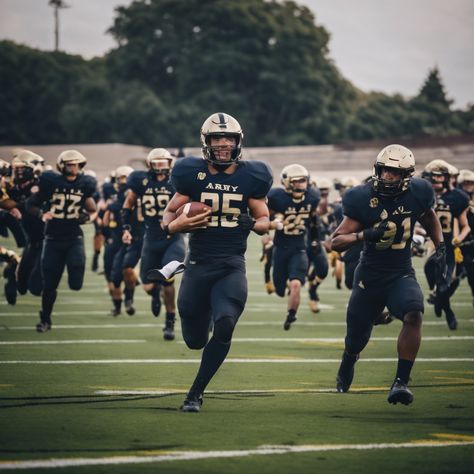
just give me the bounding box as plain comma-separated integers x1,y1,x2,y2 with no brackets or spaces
204,133,242,170
149,158,171,178
372,164,413,198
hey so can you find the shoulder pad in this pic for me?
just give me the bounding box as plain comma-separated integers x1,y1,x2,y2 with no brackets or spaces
102,182,116,200
127,170,148,193
171,157,206,195
410,177,435,211
39,170,61,191
241,160,273,198
79,174,97,197
342,184,371,220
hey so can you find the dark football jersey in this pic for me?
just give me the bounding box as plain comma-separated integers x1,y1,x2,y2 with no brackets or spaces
343,177,434,272
268,187,320,250
171,157,273,258
127,170,174,238
102,181,117,201
0,180,44,242
28,171,96,240
434,188,469,249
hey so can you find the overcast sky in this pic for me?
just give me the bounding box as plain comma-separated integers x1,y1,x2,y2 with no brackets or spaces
0,0,472,108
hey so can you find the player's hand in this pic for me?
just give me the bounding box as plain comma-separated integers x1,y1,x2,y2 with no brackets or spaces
451,237,460,247
237,214,256,231
169,209,211,233
9,208,22,220
270,219,283,231
122,229,132,245
362,221,389,242
42,211,53,222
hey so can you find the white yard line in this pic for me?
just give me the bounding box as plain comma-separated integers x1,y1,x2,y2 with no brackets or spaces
0,340,146,345
1,358,474,365
0,440,472,470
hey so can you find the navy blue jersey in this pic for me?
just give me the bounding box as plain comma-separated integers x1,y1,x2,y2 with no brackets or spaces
434,188,469,249
171,157,272,258
268,187,320,250
127,170,174,238
102,181,116,201
28,171,96,240
343,177,434,272
0,180,44,242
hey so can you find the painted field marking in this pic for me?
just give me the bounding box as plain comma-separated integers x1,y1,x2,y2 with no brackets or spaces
0,340,146,346
0,439,473,470
179,336,474,343
1,358,474,365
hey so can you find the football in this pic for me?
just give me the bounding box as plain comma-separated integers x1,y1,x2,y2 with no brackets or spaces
176,201,212,217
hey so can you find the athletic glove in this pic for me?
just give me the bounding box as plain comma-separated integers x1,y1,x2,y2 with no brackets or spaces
362,221,389,242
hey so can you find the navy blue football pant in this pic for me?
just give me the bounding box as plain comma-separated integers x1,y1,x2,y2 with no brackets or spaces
41,237,86,291
17,240,43,296
272,246,308,297
344,264,424,355
178,255,247,349
111,239,143,288
307,245,329,281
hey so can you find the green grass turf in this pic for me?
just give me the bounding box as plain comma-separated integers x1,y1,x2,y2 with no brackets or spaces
0,228,473,473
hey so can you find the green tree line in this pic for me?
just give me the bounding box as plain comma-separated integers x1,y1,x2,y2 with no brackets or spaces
1,0,473,147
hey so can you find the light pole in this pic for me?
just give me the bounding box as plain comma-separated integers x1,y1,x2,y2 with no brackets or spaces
49,0,69,51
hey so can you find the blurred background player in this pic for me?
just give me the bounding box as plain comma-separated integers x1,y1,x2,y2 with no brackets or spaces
122,148,185,340
26,150,97,332
422,160,470,329
267,164,320,329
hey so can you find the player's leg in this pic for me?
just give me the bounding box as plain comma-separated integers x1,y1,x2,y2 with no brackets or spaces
181,257,246,412
386,273,424,404
66,237,86,291
308,246,328,313
109,245,126,316
27,242,43,296
38,240,66,332
122,240,141,316
272,247,290,298
283,250,308,330
161,236,186,340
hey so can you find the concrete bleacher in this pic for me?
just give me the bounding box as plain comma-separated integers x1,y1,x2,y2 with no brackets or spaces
1,136,472,183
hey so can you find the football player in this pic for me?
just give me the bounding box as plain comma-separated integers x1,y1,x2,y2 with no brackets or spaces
457,169,474,304
422,160,470,329
0,150,45,303
331,144,445,405
122,149,185,339
102,166,134,316
26,150,97,332
158,112,272,412
267,164,320,328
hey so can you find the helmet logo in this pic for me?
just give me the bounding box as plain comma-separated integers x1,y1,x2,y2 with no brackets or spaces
370,198,379,208
198,172,206,180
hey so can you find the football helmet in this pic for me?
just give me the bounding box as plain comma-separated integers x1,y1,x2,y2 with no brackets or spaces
372,144,415,197
422,159,450,192
201,112,243,167
84,169,97,179
12,149,45,176
281,164,310,195
115,165,134,191
458,169,474,184
57,150,87,175
146,148,173,175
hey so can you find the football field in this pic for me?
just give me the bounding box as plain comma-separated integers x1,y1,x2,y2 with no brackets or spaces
1,229,473,473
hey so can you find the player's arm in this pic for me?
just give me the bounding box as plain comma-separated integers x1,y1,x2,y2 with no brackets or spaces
246,197,270,235
330,216,364,252
162,192,210,234
418,208,444,248
120,190,138,244
453,209,470,245
25,189,48,219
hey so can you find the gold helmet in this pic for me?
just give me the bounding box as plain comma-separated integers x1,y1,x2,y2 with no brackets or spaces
458,169,474,184
57,150,87,174
146,148,173,175
316,177,332,190
422,159,451,191
11,149,45,177
372,144,415,197
200,112,243,167
115,165,134,181
340,176,360,188
280,164,310,194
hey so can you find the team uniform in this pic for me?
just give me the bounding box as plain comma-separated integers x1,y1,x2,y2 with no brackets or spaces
26,170,96,331
342,177,434,353
267,186,320,297
127,170,185,288
171,156,272,347
459,191,474,299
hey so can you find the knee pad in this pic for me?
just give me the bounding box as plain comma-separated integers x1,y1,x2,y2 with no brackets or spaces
213,317,235,344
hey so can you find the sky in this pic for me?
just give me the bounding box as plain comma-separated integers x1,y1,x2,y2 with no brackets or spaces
0,0,472,108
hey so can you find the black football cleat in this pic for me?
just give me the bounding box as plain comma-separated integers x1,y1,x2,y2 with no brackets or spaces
111,308,121,317
387,378,413,405
147,261,186,282
163,316,175,341
151,292,161,317
91,253,99,272
125,299,136,316
373,311,394,326
446,309,458,330
180,394,203,413
283,312,297,330
336,366,355,393
36,311,52,333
